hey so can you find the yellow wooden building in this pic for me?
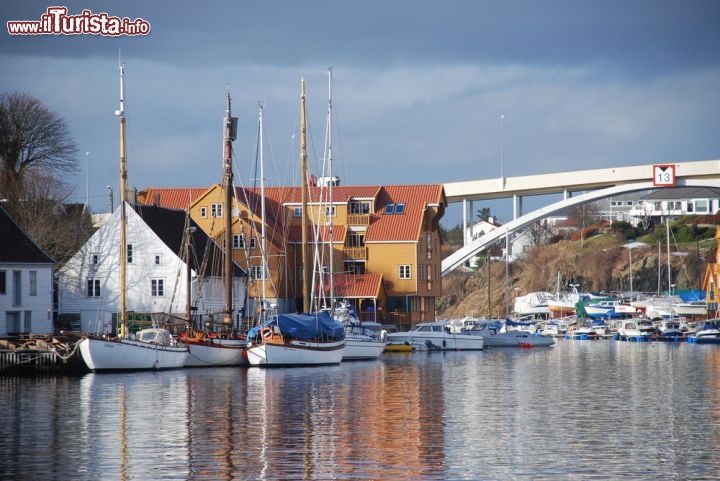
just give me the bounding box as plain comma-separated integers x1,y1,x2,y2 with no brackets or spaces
137,183,446,330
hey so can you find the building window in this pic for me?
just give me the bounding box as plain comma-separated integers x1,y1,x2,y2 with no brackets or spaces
200,207,207,218
418,264,427,280
91,253,98,264
0,270,6,295
155,255,161,265
349,201,371,214
87,279,101,297
399,264,411,279
233,234,245,249
384,203,405,215
325,206,336,217
250,237,257,249
250,265,268,280
695,200,708,213
211,203,223,218
29,271,37,296
127,244,133,263
293,206,303,217
13,271,21,306
151,279,165,296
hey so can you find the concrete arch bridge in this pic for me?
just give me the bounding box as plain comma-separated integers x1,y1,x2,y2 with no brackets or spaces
441,159,720,277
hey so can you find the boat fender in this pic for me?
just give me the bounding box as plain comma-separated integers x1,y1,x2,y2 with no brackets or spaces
261,327,273,340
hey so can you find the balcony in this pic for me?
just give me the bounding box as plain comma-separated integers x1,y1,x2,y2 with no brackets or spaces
347,213,370,226
343,247,367,260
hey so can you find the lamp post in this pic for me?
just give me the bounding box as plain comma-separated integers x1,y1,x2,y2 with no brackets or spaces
85,151,90,212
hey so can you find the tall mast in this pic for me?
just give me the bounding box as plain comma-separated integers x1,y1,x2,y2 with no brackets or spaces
326,67,335,314
259,103,268,317
300,77,310,313
223,92,236,325
115,59,127,338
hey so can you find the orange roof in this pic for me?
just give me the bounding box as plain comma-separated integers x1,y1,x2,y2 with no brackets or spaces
365,185,446,242
137,188,208,210
138,184,446,244
321,273,383,299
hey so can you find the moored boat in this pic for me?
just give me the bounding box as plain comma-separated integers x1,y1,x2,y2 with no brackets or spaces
464,320,554,348
245,311,345,366
385,321,484,351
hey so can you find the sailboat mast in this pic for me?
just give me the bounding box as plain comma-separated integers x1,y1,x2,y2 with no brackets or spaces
259,103,268,316
116,60,128,338
300,77,311,313
326,67,335,315
223,92,235,325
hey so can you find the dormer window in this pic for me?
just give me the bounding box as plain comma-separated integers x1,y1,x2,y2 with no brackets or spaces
384,203,405,215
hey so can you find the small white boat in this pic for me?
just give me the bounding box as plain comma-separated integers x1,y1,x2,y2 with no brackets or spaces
181,335,248,367
79,328,188,371
615,319,656,340
465,320,554,348
689,319,720,344
584,300,635,318
386,321,484,351
657,320,684,339
343,325,387,360
671,300,707,317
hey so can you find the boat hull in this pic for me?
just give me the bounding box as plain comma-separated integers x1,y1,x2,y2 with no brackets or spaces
385,333,484,351
183,339,248,367
342,338,386,360
246,339,345,366
474,332,554,348
79,337,188,371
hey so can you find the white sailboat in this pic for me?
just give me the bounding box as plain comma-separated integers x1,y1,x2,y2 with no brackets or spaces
245,77,345,366
319,67,385,361
78,60,188,371
181,92,248,367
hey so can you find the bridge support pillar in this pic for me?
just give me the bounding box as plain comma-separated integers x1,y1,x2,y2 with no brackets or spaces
513,194,523,220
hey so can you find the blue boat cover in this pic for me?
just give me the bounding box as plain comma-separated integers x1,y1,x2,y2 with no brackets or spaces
247,311,345,341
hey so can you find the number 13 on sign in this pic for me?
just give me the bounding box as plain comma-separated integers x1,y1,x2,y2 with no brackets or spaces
653,164,676,186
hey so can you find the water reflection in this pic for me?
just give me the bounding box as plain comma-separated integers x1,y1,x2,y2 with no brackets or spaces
1,343,720,480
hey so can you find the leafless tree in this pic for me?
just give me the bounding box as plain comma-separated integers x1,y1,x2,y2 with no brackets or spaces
0,91,78,202
0,92,88,265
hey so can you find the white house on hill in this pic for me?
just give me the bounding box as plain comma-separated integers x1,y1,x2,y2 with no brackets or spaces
57,202,247,334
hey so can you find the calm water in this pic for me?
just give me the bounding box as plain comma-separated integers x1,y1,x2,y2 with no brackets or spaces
1,340,719,481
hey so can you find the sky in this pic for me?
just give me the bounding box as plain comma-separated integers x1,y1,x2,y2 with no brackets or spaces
2,1,719,226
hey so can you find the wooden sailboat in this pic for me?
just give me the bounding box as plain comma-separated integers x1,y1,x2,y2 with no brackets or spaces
78,60,188,371
181,92,248,367
245,77,345,366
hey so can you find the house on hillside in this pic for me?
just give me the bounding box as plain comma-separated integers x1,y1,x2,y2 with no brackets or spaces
703,226,720,319
0,205,55,336
138,182,446,329
57,202,246,334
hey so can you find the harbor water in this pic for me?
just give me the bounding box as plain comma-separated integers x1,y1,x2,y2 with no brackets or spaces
1,340,719,480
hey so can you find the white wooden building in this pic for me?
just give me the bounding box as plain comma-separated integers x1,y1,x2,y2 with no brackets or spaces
57,203,246,334
0,206,55,336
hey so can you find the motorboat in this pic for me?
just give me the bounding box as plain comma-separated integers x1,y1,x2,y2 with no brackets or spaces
657,320,684,340
688,319,720,344
330,301,386,361
615,319,656,340
584,300,635,319
385,321,484,351
465,320,554,348
671,300,707,317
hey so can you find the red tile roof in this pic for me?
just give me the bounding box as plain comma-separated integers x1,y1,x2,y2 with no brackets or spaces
137,187,208,210
320,273,383,299
365,185,446,242
137,184,446,244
